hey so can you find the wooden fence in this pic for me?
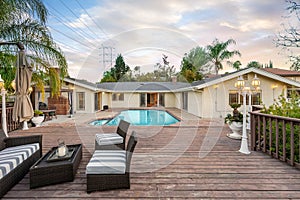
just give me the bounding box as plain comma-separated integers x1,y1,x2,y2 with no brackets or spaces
250,110,300,168
0,107,21,132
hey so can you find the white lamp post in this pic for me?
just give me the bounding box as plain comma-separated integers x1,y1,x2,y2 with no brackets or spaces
235,74,260,154
0,75,8,136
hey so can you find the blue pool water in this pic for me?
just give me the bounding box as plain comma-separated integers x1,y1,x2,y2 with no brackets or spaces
91,110,179,126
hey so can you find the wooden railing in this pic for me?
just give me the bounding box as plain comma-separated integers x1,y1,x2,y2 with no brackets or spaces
0,107,21,132
250,111,300,168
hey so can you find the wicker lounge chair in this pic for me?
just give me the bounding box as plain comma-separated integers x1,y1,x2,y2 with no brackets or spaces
95,119,130,150
0,129,42,198
86,131,138,192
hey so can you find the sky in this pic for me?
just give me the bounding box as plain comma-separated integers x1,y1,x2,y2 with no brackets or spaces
43,0,298,83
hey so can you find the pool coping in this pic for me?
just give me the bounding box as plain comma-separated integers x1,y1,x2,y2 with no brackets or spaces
90,108,181,126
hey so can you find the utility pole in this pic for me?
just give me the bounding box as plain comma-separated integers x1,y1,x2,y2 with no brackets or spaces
99,44,116,70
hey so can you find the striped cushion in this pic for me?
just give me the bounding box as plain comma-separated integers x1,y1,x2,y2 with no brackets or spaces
86,150,126,174
0,143,39,180
95,133,123,146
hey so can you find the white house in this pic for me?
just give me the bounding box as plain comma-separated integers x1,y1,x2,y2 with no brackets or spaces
63,67,300,118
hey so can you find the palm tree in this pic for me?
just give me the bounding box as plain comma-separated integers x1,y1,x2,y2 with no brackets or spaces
232,60,242,71
206,39,241,75
0,0,67,97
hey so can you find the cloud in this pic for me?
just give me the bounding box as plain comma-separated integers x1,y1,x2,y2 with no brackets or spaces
45,0,294,82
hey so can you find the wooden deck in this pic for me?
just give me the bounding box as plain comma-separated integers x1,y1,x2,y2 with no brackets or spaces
3,109,300,199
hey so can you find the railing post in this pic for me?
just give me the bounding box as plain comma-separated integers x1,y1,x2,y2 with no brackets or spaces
282,120,286,162
290,122,295,166
257,115,261,150
275,118,279,159
269,118,272,156
263,116,266,153
250,112,256,151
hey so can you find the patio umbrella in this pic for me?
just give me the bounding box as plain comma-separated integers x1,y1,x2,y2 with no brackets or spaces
12,50,34,126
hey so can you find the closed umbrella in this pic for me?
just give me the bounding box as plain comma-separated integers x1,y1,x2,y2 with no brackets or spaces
12,50,34,129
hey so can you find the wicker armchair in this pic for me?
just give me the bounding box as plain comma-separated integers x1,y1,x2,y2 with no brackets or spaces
87,131,138,192
95,119,130,150
0,129,42,198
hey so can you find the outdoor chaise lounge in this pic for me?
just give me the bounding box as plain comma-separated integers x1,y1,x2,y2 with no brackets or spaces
0,129,42,198
86,131,138,192
95,119,130,150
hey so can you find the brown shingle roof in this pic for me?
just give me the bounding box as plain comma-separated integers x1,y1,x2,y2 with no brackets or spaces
261,68,300,76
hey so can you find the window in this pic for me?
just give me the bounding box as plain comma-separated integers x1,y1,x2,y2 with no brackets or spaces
287,89,300,98
229,91,239,105
252,93,261,105
76,92,85,110
140,93,146,107
182,92,188,110
159,93,165,107
112,93,124,101
229,90,261,105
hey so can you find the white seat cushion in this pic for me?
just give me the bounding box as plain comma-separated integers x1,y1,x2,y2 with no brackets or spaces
0,143,39,180
86,150,126,174
95,133,123,146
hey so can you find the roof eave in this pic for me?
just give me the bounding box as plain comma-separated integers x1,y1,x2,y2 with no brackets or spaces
192,68,300,90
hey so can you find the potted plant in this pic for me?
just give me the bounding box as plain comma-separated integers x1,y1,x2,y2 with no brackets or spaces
225,104,243,139
31,110,44,127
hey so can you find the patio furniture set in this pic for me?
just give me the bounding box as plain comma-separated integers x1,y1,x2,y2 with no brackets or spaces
0,119,137,197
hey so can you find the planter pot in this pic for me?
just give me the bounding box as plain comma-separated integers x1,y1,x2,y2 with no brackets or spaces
227,121,242,140
31,116,44,127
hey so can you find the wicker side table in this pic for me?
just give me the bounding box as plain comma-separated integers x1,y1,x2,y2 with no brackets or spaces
30,144,82,189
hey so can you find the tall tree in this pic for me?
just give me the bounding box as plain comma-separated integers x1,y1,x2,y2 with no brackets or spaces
180,57,203,83
100,71,116,83
179,46,209,82
206,38,241,75
183,46,210,71
100,54,130,82
111,54,130,81
247,61,263,68
276,0,300,70
232,60,242,70
0,0,67,97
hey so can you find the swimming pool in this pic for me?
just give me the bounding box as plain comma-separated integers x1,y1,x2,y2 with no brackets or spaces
91,110,180,126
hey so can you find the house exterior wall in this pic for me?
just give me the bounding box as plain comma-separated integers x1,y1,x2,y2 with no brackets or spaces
201,73,288,119
187,91,202,117
258,76,286,106
174,92,182,109
73,85,95,113
101,92,111,109
111,93,140,108
164,93,176,107
201,85,221,118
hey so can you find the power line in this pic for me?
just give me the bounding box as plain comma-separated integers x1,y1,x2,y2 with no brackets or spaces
45,2,99,48
58,0,102,41
49,26,100,60
74,0,114,44
48,12,98,48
